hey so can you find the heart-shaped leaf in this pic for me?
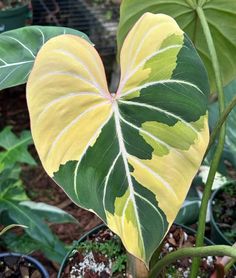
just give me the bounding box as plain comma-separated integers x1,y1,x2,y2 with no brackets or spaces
0,26,90,91
117,0,236,91
27,13,209,265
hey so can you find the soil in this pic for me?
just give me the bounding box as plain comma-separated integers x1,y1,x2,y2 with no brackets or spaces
59,224,236,278
61,227,126,277
212,182,236,243
0,255,42,278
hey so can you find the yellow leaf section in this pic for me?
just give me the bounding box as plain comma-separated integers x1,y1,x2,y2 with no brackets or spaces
128,116,209,227
142,120,198,155
117,13,184,97
106,189,144,260
27,34,112,176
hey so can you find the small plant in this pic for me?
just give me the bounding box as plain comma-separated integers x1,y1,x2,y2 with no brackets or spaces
0,127,78,263
0,0,236,277
77,233,127,274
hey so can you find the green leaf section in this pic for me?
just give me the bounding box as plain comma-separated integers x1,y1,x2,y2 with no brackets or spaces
20,200,78,224
175,199,200,225
209,79,236,168
0,25,90,91
0,126,36,167
0,127,77,263
117,0,236,91
1,232,69,263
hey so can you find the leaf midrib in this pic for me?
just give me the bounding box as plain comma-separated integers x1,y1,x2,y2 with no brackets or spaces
0,135,32,164
112,101,145,257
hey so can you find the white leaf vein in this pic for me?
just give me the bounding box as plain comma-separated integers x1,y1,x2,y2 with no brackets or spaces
45,101,109,160
113,101,145,255
36,92,102,122
3,36,35,58
121,79,204,98
73,109,113,198
118,99,198,134
102,152,121,210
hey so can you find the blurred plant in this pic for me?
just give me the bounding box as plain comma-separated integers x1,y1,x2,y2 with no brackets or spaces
0,0,29,10
0,126,78,263
0,224,27,236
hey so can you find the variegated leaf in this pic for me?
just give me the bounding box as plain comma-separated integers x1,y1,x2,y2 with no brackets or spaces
117,0,236,92
27,13,209,265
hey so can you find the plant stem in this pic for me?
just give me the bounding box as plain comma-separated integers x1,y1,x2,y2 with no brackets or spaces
149,245,236,278
225,258,236,273
190,6,226,277
185,0,196,9
207,94,236,151
126,253,149,278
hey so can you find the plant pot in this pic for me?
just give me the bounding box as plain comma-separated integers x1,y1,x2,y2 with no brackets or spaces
58,223,215,278
0,3,31,33
0,252,49,277
210,181,236,245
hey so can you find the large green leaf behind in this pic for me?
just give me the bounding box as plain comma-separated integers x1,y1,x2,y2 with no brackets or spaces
117,0,236,91
0,26,90,91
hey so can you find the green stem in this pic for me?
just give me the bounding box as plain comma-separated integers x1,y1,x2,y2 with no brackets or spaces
207,94,236,151
185,0,196,9
225,258,236,273
149,245,236,278
190,6,226,278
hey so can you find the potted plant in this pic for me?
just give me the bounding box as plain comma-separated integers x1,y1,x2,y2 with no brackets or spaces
0,225,49,277
0,0,32,33
0,127,79,265
57,223,221,277
210,181,236,245
0,0,236,277
0,252,49,277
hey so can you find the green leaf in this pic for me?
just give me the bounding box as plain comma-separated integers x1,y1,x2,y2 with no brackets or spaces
0,127,36,166
1,232,68,263
20,201,78,224
117,0,236,91
0,178,28,201
2,200,53,244
209,79,236,167
1,200,68,262
0,164,21,181
0,224,27,236
27,13,209,265
0,233,38,253
175,199,200,225
0,26,90,90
